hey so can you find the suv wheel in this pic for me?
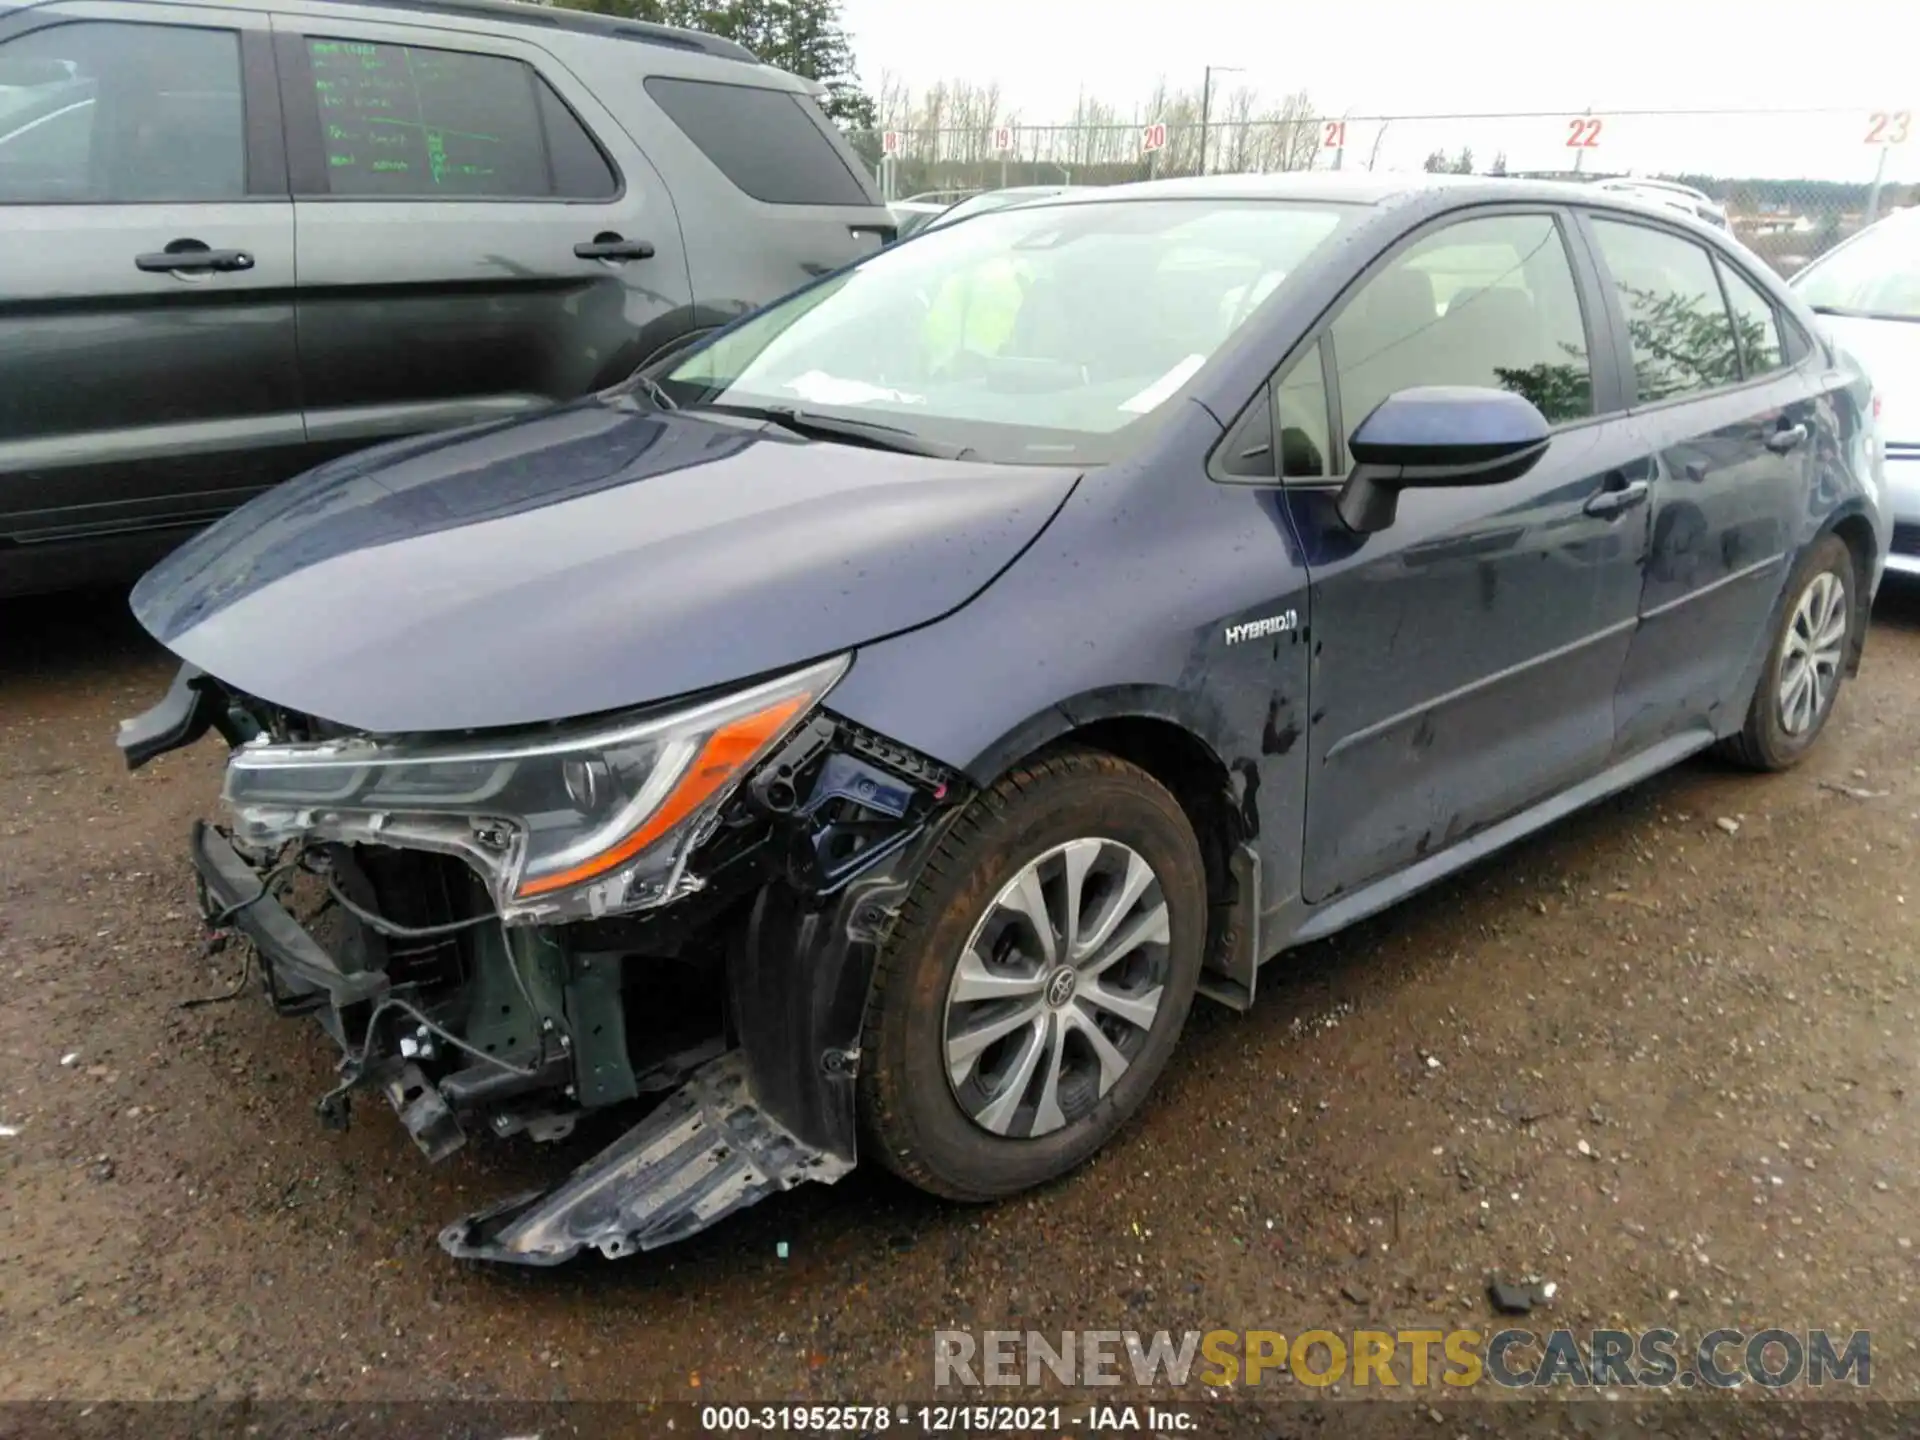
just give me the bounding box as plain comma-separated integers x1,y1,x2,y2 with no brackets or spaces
1719,533,1856,771
857,748,1205,1201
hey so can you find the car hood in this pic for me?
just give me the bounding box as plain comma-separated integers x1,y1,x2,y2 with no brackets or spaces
1816,314,1920,443
131,397,1079,733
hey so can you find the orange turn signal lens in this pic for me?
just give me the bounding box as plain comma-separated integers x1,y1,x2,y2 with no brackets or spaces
513,694,807,899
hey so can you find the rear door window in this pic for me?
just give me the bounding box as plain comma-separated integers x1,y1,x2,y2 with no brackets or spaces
298,37,615,199
1589,218,1742,402
644,76,868,205
0,21,244,203
1717,261,1786,377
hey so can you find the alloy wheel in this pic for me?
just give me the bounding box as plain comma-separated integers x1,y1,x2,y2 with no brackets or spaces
1776,570,1848,737
942,838,1171,1139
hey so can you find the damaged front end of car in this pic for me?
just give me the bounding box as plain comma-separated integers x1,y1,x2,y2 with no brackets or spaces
118,655,967,1265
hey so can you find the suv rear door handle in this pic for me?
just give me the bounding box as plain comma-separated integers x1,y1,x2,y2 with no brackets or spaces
1584,477,1650,518
135,242,254,274
574,234,655,262
1765,422,1809,455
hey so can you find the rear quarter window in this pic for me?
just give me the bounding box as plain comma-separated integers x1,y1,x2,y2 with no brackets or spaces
644,75,868,206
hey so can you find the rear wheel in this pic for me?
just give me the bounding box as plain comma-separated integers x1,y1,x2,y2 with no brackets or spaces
1719,533,1855,771
857,748,1206,1201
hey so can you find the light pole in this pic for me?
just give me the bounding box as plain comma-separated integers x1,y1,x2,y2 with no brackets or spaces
1865,140,1890,228
1199,64,1243,176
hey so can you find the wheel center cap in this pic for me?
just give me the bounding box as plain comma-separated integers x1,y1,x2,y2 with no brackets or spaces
1044,966,1078,1009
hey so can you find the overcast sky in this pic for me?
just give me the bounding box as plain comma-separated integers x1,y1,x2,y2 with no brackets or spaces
837,0,1920,183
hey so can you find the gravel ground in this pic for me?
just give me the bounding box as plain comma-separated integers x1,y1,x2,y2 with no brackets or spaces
2,582,1917,1421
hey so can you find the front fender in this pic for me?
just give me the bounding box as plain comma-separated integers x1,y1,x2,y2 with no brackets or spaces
730,810,965,1159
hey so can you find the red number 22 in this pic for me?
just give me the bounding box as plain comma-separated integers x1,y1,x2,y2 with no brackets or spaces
1566,117,1603,149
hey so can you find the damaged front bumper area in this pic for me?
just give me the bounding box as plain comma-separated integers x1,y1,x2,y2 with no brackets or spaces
129,660,966,1265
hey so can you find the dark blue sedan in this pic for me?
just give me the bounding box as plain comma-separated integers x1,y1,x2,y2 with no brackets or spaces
120,173,1890,1265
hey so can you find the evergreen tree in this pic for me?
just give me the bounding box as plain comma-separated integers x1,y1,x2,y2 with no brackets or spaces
550,0,876,128
765,0,875,128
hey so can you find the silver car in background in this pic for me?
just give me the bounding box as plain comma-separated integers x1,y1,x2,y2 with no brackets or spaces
1589,177,1731,231
1792,205,1920,575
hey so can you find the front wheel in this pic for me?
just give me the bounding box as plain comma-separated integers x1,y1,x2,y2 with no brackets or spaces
857,748,1206,1201
1718,533,1856,771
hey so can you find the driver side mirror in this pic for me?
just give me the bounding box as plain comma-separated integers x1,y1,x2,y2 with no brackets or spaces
1336,386,1550,534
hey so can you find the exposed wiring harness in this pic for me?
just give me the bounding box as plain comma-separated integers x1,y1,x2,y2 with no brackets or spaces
320,866,497,940
185,836,577,1121
308,851,570,1059
180,846,307,1009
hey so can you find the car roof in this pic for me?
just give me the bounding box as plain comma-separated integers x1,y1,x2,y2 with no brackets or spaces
12,0,762,64
1020,169,1726,226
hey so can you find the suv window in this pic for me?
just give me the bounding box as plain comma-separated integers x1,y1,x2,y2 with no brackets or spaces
0,22,243,203
1589,218,1742,402
302,38,615,199
1718,261,1785,377
645,77,868,206
1330,213,1594,437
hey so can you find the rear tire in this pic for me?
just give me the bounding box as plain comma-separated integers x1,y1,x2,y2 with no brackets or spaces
857,748,1206,1202
1718,533,1855,771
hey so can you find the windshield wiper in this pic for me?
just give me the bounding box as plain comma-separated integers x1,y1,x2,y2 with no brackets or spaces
624,373,678,410
685,402,973,459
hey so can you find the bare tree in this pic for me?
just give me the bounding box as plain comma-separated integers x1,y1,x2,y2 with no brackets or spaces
1220,86,1258,174
873,68,911,130
878,73,1325,192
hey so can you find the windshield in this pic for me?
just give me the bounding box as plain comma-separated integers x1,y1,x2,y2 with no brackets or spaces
1794,215,1920,323
659,197,1359,464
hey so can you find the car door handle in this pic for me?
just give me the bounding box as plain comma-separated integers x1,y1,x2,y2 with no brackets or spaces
135,242,254,274
573,234,655,262
1765,423,1809,455
1584,478,1650,518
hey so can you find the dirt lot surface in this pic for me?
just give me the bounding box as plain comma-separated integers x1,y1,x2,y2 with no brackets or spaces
3,582,1918,1426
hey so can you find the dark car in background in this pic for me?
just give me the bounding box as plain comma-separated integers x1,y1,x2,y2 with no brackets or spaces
118,172,1886,1266
0,0,895,596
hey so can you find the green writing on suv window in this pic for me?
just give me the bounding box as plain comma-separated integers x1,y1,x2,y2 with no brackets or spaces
307,37,545,196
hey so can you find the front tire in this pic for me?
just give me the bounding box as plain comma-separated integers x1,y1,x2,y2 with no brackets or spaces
1719,533,1856,771
857,748,1206,1201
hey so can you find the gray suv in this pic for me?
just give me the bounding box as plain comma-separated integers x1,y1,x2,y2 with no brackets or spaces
0,0,894,595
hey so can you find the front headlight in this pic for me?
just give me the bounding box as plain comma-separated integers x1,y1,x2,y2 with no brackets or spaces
223,656,848,922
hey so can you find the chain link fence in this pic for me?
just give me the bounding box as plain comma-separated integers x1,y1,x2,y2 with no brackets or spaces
850,107,1919,278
